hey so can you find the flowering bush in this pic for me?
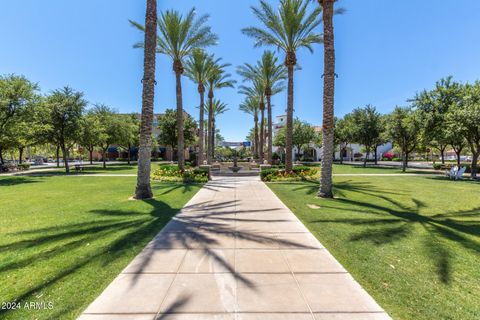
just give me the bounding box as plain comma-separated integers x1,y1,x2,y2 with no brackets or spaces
151,166,208,183
260,166,319,182
382,152,394,161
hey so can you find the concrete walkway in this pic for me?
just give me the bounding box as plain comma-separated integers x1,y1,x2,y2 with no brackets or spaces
79,176,391,320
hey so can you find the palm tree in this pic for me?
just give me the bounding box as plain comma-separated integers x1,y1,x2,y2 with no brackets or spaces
185,49,215,166
206,61,236,163
237,51,286,164
130,8,217,171
243,0,322,172
238,80,265,161
239,96,260,157
134,0,157,199
318,0,337,198
205,99,229,152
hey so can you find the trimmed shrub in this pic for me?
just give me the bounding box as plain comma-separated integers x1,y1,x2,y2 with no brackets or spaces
260,166,320,182
260,169,279,181
151,165,208,183
18,163,31,170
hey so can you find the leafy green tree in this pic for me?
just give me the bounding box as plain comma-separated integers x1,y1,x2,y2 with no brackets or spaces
0,75,39,164
444,115,466,166
386,106,421,172
89,105,120,169
274,119,316,160
157,109,197,158
117,114,140,165
243,0,322,172
215,146,234,159
80,111,104,164
292,119,316,159
41,87,87,173
350,105,384,167
334,115,355,164
412,77,463,164
131,8,217,171
448,82,480,177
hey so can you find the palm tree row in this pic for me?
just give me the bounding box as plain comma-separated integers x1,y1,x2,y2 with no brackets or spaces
243,0,323,172
238,51,286,163
242,0,340,197
204,99,229,153
239,96,260,157
134,0,339,199
131,5,235,199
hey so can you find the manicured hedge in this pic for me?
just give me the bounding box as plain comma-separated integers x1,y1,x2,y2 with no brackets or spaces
151,165,208,183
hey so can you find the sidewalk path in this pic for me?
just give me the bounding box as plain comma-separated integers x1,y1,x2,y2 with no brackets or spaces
79,176,391,320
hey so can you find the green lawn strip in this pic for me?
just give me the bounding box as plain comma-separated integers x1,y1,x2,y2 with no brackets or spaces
0,176,202,320
268,176,480,320
332,164,436,174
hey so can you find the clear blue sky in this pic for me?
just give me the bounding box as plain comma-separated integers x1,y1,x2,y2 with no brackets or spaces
2,0,480,141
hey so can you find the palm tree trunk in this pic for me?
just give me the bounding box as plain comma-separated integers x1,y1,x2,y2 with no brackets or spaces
254,114,259,160
259,106,265,163
175,67,185,171
285,62,294,172
204,121,208,156
127,144,131,165
212,118,216,157
135,0,157,199
267,95,273,164
0,146,3,165
198,87,205,165
207,91,214,164
319,0,335,198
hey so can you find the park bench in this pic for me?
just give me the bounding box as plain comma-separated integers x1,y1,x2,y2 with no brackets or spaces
74,164,86,172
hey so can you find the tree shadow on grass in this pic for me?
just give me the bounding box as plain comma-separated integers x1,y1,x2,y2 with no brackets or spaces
0,177,43,186
283,180,480,284
0,196,182,319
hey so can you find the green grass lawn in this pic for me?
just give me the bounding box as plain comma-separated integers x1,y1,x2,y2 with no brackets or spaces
332,163,434,174
0,175,201,320
268,176,480,320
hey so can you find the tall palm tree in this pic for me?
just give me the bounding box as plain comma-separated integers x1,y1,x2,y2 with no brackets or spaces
205,99,229,152
238,80,265,161
239,96,260,157
185,49,215,166
130,8,217,171
318,0,338,198
134,0,157,200
206,61,236,163
243,0,322,172
237,51,286,164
